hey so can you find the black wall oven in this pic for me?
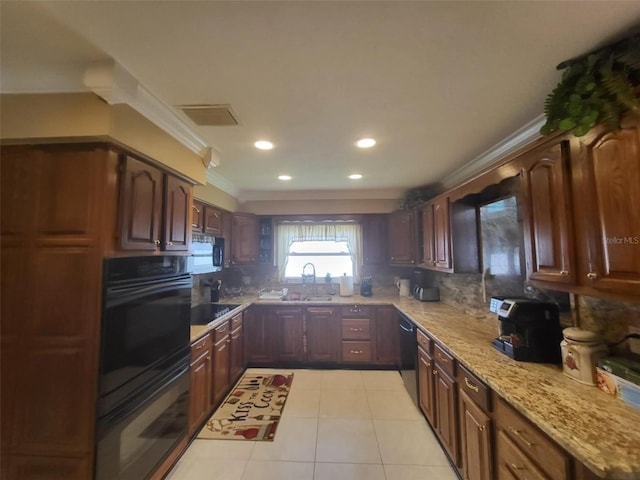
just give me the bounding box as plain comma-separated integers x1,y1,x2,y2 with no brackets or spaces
96,256,192,480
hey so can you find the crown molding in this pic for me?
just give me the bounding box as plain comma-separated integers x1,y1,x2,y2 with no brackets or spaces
440,114,546,190
205,168,240,197
84,61,216,164
237,188,405,203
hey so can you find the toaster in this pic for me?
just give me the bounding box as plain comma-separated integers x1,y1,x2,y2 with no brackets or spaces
415,287,439,302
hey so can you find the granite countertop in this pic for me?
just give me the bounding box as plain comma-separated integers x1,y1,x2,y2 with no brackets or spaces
190,294,640,479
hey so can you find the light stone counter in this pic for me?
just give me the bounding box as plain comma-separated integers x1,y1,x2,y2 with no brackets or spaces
190,294,640,479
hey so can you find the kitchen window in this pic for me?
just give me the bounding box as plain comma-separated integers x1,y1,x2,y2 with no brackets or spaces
276,222,362,282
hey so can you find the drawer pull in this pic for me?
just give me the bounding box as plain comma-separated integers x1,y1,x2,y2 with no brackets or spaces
349,328,363,332
510,463,525,471
433,370,438,376
196,343,205,350
478,425,486,432
508,427,535,447
436,352,449,363
426,362,431,368
349,350,364,354
464,377,479,392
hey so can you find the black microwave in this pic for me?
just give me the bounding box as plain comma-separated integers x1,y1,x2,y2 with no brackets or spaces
188,234,224,273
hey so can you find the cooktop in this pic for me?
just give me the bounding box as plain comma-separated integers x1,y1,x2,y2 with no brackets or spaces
190,303,241,325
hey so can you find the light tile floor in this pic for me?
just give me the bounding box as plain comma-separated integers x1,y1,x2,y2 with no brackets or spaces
166,369,458,480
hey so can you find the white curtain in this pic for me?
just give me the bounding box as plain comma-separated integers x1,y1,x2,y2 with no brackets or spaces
276,222,363,282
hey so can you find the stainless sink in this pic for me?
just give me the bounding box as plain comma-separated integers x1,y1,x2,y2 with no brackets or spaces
301,296,332,302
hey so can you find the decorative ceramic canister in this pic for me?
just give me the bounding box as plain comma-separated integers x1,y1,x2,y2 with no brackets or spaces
561,327,609,386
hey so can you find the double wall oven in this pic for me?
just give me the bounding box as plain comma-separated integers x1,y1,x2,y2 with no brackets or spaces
96,256,192,480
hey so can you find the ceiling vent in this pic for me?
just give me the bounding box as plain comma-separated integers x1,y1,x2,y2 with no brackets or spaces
178,104,239,126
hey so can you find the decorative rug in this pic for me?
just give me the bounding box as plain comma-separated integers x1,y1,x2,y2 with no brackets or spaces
197,372,294,441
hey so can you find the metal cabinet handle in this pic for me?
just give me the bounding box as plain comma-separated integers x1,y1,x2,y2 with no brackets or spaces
433,370,438,376
192,204,201,214
510,463,524,471
478,425,486,432
349,328,363,332
587,272,598,280
167,241,173,246
349,350,364,354
464,377,479,392
436,352,449,364
154,239,161,245
560,270,569,276
508,427,535,447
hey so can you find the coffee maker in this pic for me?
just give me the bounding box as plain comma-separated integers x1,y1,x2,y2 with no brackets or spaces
492,298,563,363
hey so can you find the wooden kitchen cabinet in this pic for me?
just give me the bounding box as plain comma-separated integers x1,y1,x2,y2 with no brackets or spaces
418,345,436,427
163,174,192,251
228,313,245,386
521,140,576,285
212,322,231,406
433,343,459,465
421,196,452,271
306,307,339,363
495,396,569,480
373,306,399,366
230,212,259,264
362,214,388,266
340,305,373,363
244,307,276,365
572,118,640,297
189,334,212,435
275,307,304,363
388,209,421,265
119,154,193,252
203,205,222,236
459,388,492,480
192,200,204,233
422,204,436,267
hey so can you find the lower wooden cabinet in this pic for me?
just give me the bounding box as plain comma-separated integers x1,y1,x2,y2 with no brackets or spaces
495,397,569,480
306,307,339,363
229,314,244,385
189,334,212,435
212,322,231,406
434,363,459,465
244,307,276,365
418,346,436,426
275,307,304,363
460,389,492,480
373,305,399,365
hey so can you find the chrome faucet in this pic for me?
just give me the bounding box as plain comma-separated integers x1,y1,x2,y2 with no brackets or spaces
302,263,316,285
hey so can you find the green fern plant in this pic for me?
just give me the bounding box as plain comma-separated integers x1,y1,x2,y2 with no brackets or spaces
541,34,640,137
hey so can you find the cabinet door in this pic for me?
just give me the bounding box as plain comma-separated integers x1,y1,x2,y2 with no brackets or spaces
306,307,339,363
460,390,492,480
522,142,575,285
576,120,640,296
422,204,436,267
203,206,222,236
388,210,418,265
433,198,452,270
119,156,163,250
244,307,276,365
163,175,192,251
374,306,399,365
418,347,436,427
435,365,459,465
192,200,204,233
229,324,244,385
189,350,212,435
362,215,388,265
212,337,230,405
275,308,303,363
231,213,259,264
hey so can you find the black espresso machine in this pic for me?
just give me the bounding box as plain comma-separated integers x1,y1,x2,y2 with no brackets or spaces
491,298,563,363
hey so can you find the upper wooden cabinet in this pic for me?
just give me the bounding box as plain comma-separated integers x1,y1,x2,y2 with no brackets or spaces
192,200,204,233
230,213,259,265
192,200,223,237
421,196,452,272
521,141,576,285
573,119,640,297
119,155,192,252
388,209,421,265
362,214,388,266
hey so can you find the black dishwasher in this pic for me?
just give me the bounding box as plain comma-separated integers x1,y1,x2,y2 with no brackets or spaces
398,313,419,408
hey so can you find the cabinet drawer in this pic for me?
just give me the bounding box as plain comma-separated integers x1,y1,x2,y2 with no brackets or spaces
496,398,569,480
417,329,432,352
214,322,230,342
342,319,370,340
191,334,212,361
497,430,547,480
230,313,243,330
458,364,490,412
433,342,455,377
342,341,372,362
340,305,371,317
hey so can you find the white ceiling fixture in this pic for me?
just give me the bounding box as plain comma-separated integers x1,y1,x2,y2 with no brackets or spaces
255,140,274,150
278,175,292,181
355,138,376,149
349,174,363,180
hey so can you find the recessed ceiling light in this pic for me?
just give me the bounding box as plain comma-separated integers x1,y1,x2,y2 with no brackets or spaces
278,175,292,181
355,138,376,148
349,174,363,180
255,140,274,150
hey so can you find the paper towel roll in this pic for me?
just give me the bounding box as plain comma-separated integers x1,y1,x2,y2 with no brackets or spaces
339,275,354,296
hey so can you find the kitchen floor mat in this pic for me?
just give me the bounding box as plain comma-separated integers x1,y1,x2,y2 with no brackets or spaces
197,372,294,441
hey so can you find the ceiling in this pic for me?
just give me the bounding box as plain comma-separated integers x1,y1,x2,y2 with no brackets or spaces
2,1,640,201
